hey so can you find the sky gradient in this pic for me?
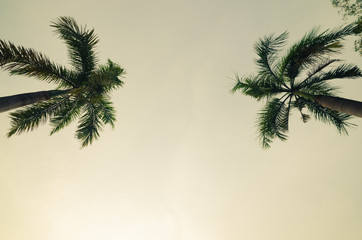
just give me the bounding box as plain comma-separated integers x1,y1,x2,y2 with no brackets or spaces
1,0,362,239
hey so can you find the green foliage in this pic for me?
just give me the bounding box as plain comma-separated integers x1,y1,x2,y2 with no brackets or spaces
257,96,291,148
232,23,361,148
51,16,99,82
76,103,103,148
1,17,126,147
50,98,81,135
232,74,286,101
330,0,362,54
0,40,76,88
280,24,356,81
98,97,117,128
296,97,354,134
7,96,70,137
331,0,361,18
254,31,288,84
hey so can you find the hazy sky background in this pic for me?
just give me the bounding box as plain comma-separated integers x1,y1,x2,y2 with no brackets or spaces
0,0,362,239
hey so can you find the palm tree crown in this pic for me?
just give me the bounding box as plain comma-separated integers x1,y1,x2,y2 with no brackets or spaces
0,17,125,147
232,23,362,148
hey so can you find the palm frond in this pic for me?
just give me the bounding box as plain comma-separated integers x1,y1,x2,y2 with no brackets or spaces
7,96,69,137
0,40,76,87
298,58,339,85
254,31,289,88
315,63,360,81
50,98,81,135
281,22,358,80
75,103,102,147
98,97,116,128
293,97,311,123
257,96,291,148
299,63,361,91
299,81,338,97
301,97,354,134
90,59,125,94
51,16,98,82
231,74,285,101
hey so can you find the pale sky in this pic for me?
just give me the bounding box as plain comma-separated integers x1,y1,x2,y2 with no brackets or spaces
1,0,362,239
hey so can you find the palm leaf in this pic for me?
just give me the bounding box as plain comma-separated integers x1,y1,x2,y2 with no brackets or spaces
232,74,285,101
50,98,81,135
51,16,99,82
293,96,311,123
312,63,360,82
281,22,358,80
298,58,339,85
97,97,117,128
254,31,289,88
298,64,361,93
75,103,102,147
7,96,70,137
90,59,125,94
0,40,76,87
301,97,354,134
257,96,291,148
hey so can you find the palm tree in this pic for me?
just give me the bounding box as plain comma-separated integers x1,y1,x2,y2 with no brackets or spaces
0,17,125,147
232,23,362,148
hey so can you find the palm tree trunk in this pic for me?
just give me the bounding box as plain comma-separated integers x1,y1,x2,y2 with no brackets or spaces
314,95,362,118
0,89,71,113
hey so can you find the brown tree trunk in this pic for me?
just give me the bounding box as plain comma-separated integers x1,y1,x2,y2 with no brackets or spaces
315,95,362,118
0,90,70,113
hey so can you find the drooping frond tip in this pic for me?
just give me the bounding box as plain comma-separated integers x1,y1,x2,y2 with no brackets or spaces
231,74,244,93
